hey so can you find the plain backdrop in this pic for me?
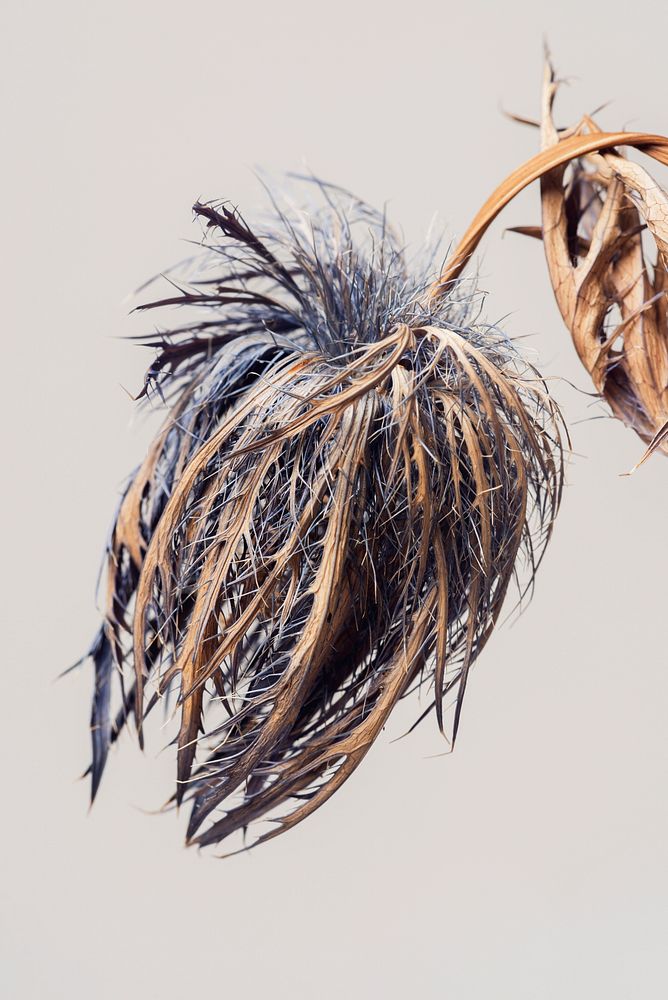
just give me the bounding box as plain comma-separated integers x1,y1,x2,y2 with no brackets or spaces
2,2,667,998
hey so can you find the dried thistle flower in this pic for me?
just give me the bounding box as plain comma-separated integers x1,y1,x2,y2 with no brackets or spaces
82,182,563,852
435,57,668,468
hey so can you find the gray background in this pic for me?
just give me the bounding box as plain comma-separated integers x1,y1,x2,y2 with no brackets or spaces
2,1,666,997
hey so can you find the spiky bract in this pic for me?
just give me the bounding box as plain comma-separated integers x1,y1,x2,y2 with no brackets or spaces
85,183,563,851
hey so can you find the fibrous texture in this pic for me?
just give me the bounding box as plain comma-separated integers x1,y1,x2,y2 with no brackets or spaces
84,183,563,851
434,57,668,467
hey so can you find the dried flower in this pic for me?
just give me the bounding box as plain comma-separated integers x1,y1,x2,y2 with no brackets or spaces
82,183,563,851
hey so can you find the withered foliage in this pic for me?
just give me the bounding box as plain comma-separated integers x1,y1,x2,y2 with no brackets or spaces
83,184,563,851
434,58,668,466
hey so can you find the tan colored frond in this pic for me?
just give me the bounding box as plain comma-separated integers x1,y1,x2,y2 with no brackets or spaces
430,58,668,464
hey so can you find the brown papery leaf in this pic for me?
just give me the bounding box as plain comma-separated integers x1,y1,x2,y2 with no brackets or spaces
430,59,668,464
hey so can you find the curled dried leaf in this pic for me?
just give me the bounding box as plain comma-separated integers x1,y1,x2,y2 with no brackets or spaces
431,59,668,464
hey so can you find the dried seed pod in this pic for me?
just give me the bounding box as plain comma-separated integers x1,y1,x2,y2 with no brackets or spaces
434,58,668,467
83,184,563,851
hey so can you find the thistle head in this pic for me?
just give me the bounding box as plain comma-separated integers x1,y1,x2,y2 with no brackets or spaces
86,181,564,851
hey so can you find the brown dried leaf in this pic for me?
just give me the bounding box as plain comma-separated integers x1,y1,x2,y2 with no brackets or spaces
431,60,668,462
